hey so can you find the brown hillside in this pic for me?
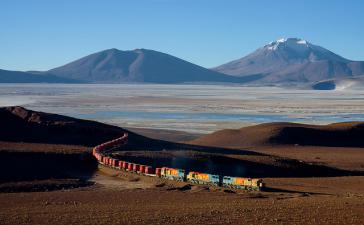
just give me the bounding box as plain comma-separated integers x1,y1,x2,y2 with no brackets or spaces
190,122,364,148
0,106,171,149
0,107,259,155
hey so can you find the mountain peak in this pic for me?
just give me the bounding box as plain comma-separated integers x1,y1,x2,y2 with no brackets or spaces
265,38,310,51
277,37,307,44
102,48,153,55
213,38,364,83
104,48,121,53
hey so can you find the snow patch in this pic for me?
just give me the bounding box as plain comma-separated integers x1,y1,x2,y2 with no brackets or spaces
297,39,308,45
265,38,310,52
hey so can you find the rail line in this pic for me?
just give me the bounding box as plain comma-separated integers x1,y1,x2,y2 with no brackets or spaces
92,133,264,191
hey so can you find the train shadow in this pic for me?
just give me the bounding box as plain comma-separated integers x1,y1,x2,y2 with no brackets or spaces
122,142,265,157
115,150,364,179
263,186,333,196
0,151,98,192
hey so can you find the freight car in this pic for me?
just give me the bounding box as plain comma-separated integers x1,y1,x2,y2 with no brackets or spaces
145,166,155,175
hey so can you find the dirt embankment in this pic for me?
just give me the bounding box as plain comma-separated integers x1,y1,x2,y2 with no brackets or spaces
0,150,96,182
190,122,364,148
0,106,261,154
0,106,237,153
0,142,96,192
0,106,174,149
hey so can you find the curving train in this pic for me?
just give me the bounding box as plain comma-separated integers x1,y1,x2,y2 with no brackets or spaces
92,133,265,191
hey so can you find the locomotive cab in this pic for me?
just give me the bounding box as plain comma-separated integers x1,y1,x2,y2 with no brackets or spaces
253,179,265,190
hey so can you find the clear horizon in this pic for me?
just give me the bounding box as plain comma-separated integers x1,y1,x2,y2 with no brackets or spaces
1,0,363,71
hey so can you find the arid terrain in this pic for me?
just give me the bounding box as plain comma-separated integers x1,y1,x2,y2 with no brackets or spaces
0,107,364,225
1,164,364,225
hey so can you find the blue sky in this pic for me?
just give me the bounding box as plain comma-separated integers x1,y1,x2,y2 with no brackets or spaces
1,0,363,71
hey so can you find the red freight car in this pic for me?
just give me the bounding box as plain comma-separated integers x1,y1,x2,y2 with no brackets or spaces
128,163,134,171
112,159,119,167
118,160,124,169
123,162,129,170
155,168,162,177
133,164,140,172
139,165,146,173
145,166,155,175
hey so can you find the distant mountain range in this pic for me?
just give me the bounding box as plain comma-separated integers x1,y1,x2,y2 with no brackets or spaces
45,48,254,83
1,38,364,86
213,38,364,84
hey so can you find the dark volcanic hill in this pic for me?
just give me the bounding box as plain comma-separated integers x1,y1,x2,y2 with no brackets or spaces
0,69,80,83
0,106,173,149
0,107,258,155
46,48,253,83
213,38,364,84
190,122,364,148
0,106,247,154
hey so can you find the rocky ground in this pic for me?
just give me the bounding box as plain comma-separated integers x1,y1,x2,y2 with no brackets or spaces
1,141,364,225
0,165,363,225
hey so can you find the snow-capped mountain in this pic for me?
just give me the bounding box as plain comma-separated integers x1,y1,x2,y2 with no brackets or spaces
213,38,364,83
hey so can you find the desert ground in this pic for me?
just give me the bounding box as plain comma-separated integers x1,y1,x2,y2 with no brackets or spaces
1,140,364,225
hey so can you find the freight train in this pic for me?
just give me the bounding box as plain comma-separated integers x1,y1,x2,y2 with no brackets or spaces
92,133,265,191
